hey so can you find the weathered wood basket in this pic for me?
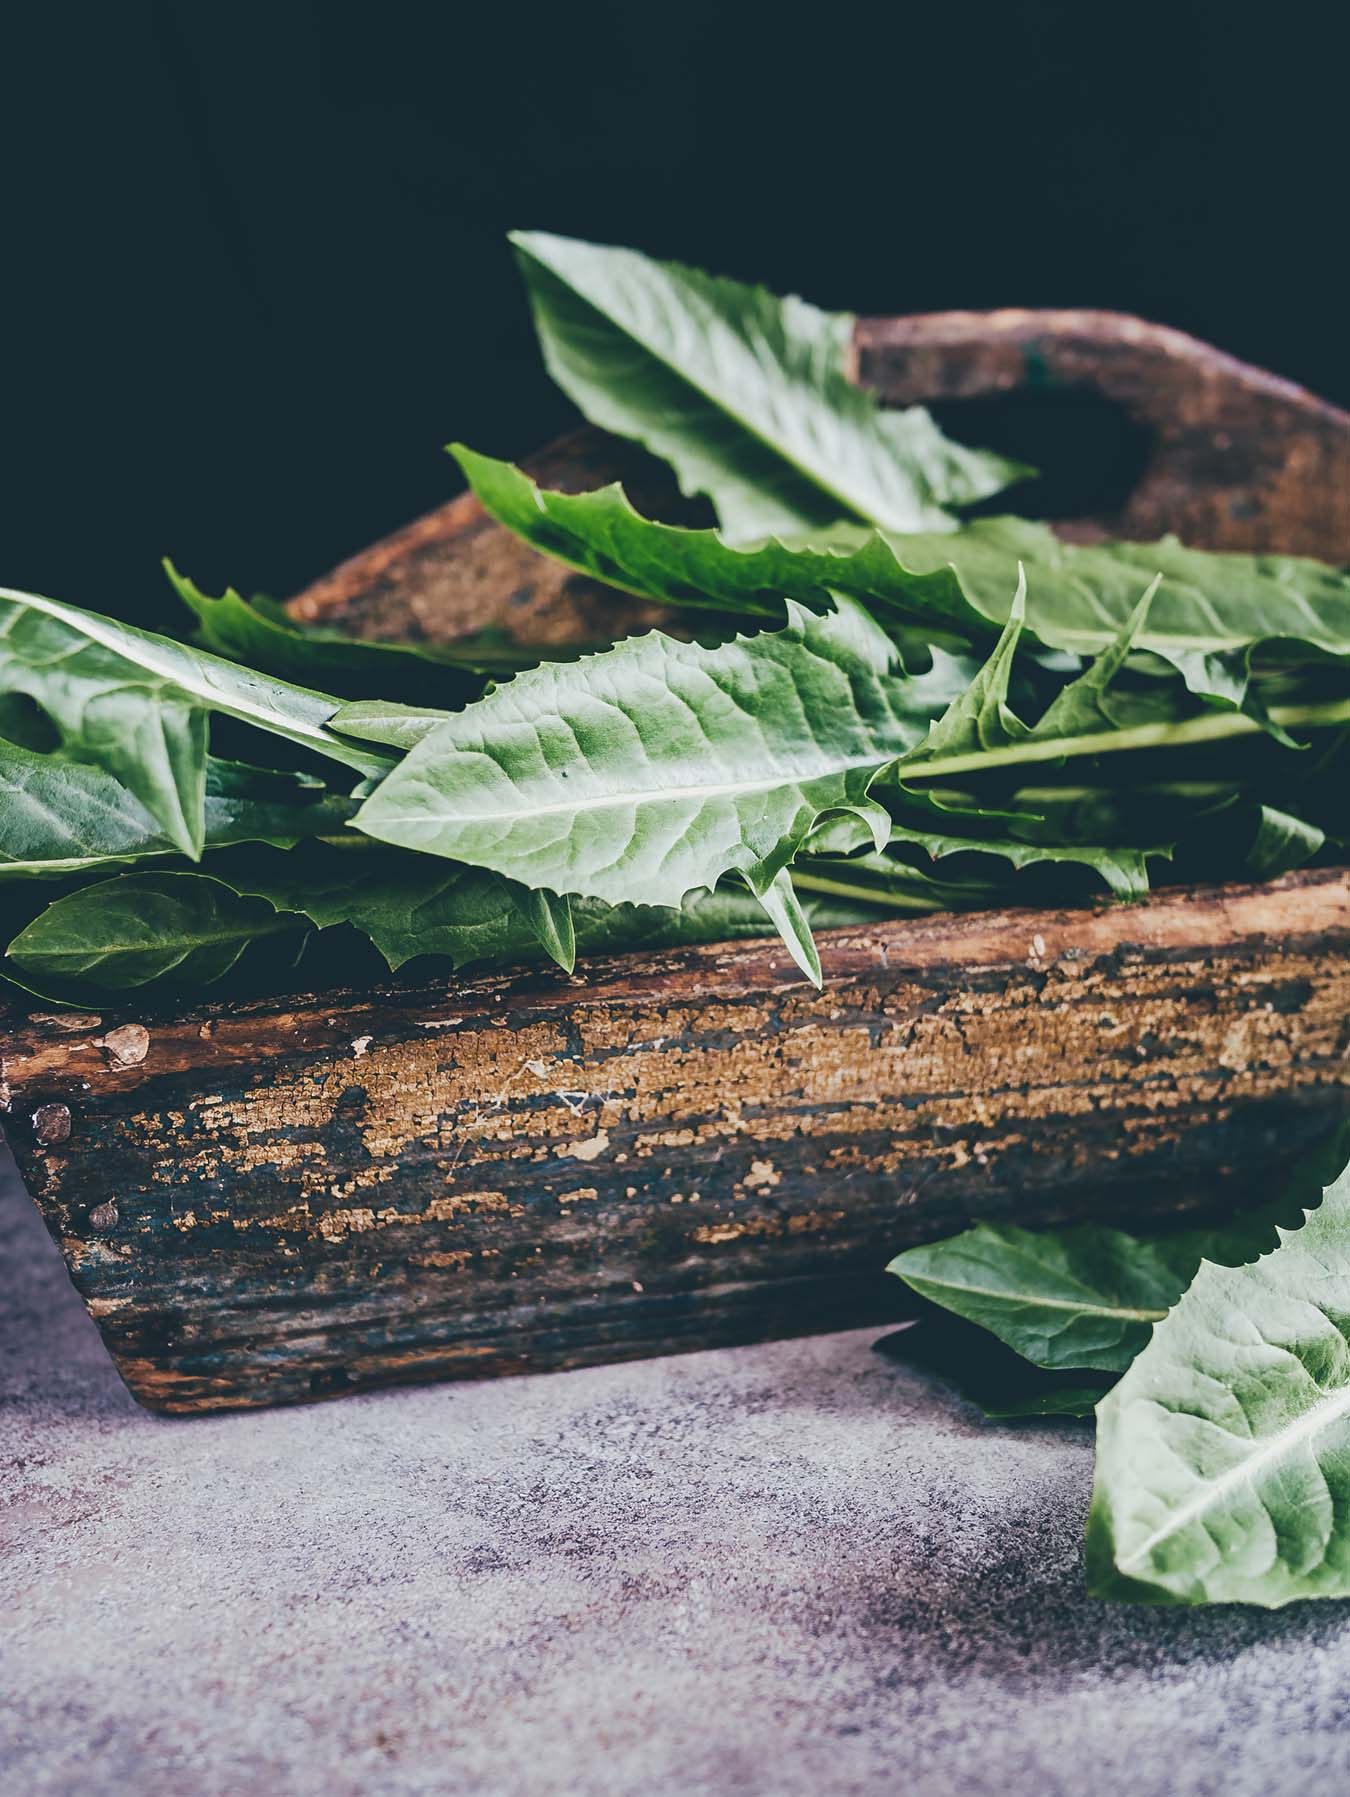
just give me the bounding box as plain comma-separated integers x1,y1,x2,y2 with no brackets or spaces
4,311,1349,1413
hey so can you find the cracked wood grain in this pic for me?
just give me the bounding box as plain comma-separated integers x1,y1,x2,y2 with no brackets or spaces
4,871,1347,1412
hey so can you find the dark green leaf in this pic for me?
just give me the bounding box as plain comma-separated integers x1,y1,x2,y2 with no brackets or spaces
167,563,502,705
5,871,303,990
212,844,877,976
874,1319,1111,1420
0,741,354,879
888,1200,1315,1375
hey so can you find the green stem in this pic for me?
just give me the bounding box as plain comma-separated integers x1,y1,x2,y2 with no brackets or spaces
901,696,1350,782
791,869,955,912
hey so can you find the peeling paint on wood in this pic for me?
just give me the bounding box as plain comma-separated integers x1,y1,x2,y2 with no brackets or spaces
3,872,1348,1413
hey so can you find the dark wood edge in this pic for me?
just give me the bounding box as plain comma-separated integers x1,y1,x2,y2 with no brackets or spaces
4,868,1346,1107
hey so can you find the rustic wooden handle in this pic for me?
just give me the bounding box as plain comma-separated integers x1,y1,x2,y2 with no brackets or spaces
288,309,1350,649
854,308,1350,560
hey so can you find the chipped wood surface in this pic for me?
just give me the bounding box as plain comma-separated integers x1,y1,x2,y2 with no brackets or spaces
4,872,1348,1412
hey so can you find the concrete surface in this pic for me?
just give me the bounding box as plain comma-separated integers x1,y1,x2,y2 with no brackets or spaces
4,1147,1350,1797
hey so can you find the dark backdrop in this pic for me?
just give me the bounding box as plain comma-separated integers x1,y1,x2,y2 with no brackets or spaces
4,2,1345,627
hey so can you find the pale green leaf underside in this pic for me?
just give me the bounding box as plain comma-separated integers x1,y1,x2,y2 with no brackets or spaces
511,230,1022,543
1087,1166,1350,1606
0,586,390,859
0,742,355,879
348,600,970,920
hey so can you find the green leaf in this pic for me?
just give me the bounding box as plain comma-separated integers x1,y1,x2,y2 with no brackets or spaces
888,1198,1317,1376
510,231,1024,542
1247,803,1326,878
887,577,1350,787
0,585,391,859
900,565,1032,763
347,599,969,965
329,699,460,752
456,451,1350,721
212,845,878,977
754,867,823,987
5,871,303,990
451,447,994,636
514,886,576,973
166,563,502,705
1086,1162,1350,1607
0,741,354,879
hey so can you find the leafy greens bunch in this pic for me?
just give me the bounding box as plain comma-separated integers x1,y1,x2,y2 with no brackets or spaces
2,233,1349,1610
2,230,1347,1002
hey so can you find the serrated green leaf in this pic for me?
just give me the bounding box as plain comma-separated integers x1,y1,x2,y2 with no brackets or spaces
5,871,303,990
0,585,390,859
510,231,1024,542
1086,1162,1350,1607
456,450,1350,723
211,844,876,977
166,562,504,705
347,599,969,970
451,446,994,637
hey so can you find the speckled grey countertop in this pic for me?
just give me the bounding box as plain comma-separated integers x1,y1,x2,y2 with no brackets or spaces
4,1145,1350,1797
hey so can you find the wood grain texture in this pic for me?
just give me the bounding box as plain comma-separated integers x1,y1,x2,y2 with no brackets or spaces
4,872,1348,1412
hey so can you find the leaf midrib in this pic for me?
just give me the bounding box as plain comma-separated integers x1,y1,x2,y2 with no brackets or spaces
521,239,892,531
904,1275,1167,1324
375,752,895,825
1118,1380,1350,1575
19,912,298,961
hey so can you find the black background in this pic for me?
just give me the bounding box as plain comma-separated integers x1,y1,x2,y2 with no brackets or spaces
4,2,1345,626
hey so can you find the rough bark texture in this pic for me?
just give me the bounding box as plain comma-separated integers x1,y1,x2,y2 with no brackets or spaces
4,872,1348,1413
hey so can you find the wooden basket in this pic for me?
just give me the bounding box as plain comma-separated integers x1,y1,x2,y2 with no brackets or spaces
4,310,1348,1413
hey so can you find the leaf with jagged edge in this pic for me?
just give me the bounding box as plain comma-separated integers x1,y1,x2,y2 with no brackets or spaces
0,740,355,880
509,232,1026,543
347,598,970,975
451,446,994,639
207,845,878,979
0,584,391,859
166,563,500,707
4,871,305,990
1086,1158,1350,1607
453,449,1350,716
